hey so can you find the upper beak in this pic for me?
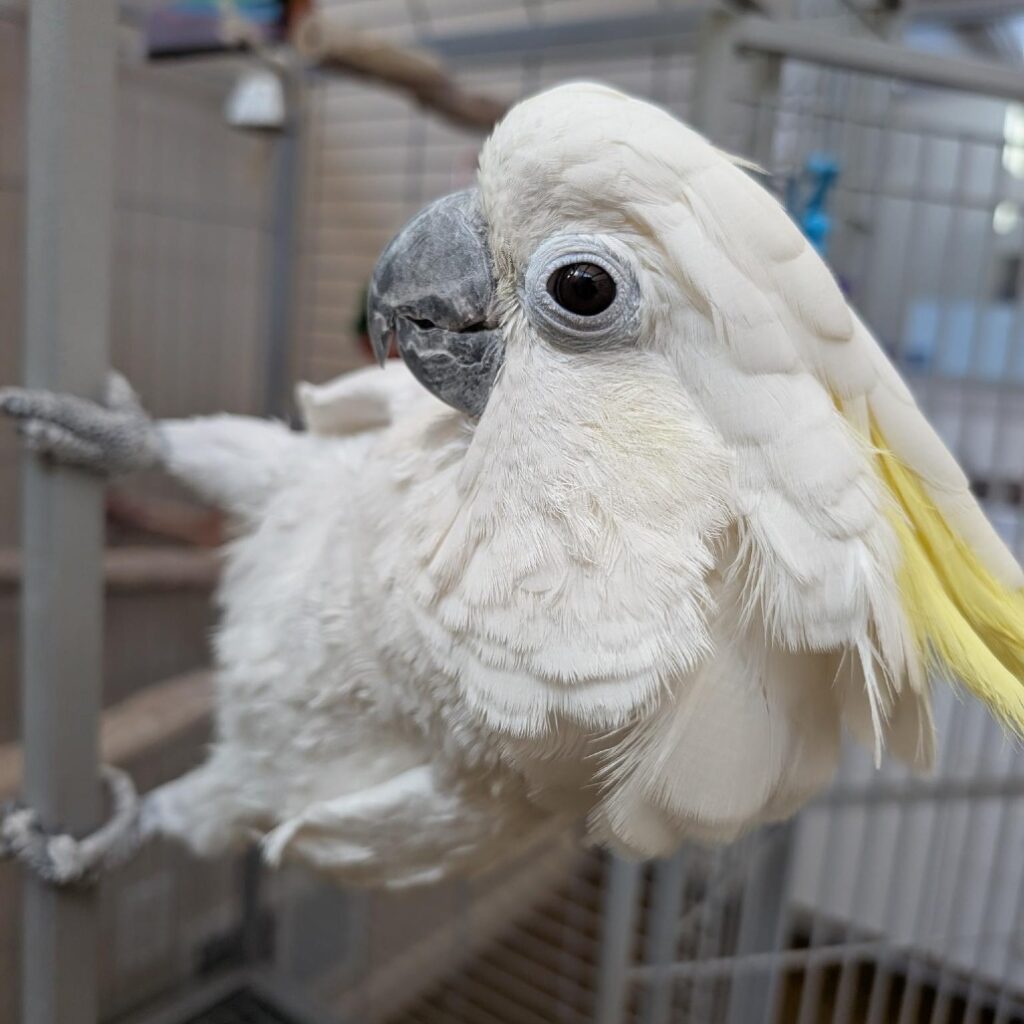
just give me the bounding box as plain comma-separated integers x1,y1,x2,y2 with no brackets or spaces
366,188,505,418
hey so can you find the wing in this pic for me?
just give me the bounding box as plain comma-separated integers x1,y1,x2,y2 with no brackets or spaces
296,359,438,436
660,149,1024,749
589,561,845,857
583,146,1024,855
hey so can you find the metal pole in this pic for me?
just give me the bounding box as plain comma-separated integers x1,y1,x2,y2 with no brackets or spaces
690,11,743,146
638,853,688,1024
691,10,779,154
20,2,116,1023
595,856,643,1024
264,77,305,419
421,9,705,64
910,0,1024,25
737,15,1024,104
725,825,795,1024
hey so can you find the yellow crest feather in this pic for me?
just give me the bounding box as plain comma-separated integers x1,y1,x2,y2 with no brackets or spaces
873,425,1024,732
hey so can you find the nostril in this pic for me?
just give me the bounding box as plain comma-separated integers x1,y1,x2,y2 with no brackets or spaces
403,315,491,334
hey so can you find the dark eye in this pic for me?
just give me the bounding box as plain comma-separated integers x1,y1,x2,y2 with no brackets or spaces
546,263,616,316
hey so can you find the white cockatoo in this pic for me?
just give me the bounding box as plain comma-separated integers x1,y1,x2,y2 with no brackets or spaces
3,83,1024,887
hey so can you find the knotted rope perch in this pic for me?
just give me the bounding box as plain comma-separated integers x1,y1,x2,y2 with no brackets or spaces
0,765,142,886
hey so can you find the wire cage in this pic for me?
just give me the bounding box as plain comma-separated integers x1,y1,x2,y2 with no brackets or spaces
4,2,1024,1024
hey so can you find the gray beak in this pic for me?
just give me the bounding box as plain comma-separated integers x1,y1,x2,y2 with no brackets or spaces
367,188,505,418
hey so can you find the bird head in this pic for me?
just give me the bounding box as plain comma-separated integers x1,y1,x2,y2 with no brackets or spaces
366,82,706,425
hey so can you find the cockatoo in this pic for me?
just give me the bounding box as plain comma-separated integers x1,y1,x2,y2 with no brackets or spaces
3,83,1024,887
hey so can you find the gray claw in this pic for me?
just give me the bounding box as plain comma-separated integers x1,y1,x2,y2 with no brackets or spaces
18,420,106,469
0,375,164,477
104,371,145,415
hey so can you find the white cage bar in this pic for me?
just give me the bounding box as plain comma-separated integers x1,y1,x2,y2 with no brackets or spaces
19,2,116,1022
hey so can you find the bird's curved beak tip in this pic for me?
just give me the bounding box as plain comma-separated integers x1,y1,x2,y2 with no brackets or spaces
368,307,394,368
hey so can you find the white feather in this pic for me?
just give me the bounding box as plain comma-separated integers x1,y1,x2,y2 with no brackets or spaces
146,82,1013,878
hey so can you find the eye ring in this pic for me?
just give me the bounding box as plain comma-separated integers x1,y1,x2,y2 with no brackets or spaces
522,235,641,350
546,263,617,317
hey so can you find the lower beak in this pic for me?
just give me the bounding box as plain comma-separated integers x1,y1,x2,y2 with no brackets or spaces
366,188,505,418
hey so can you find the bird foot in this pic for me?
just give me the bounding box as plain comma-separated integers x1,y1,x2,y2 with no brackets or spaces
0,372,163,476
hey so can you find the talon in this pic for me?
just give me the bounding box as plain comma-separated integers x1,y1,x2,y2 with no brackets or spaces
105,372,144,414
0,379,160,476
16,420,52,450
0,390,30,417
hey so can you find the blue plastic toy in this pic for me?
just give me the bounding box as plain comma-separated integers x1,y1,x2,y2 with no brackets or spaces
786,154,840,257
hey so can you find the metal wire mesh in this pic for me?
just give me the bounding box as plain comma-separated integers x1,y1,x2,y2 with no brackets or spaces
5,4,1024,1024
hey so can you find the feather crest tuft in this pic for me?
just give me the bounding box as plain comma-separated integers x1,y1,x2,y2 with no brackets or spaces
874,424,1024,732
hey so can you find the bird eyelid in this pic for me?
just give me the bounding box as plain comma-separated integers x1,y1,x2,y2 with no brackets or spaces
521,233,643,351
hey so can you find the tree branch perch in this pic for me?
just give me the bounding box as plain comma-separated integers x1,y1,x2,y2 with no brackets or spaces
292,13,510,131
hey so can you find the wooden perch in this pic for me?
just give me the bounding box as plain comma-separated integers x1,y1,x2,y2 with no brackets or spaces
0,546,221,592
0,669,213,801
293,13,509,131
106,490,225,549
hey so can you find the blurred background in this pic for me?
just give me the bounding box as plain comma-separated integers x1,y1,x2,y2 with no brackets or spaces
3,0,1024,1022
